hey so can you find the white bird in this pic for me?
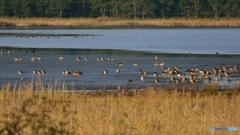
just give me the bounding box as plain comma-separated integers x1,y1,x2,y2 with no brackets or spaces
30,57,36,61
36,57,42,61
76,57,81,61
159,62,165,66
133,62,140,66
59,56,64,60
97,57,101,61
154,77,159,84
33,70,38,75
100,57,105,61
14,57,22,61
118,61,124,67
103,70,108,75
140,75,145,82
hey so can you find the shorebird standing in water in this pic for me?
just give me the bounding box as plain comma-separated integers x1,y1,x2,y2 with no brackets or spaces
59,56,64,60
33,70,38,75
76,57,81,61
139,69,143,75
62,70,71,75
30,57,36,61
127,79,133,85
100,57,105,61
97,57,101,61
159,62,165,67
133,62,140,67
153,72,158,77
38,70,46,75
103,70,108,75
140,75,145,82
143,71,147,77
14,57,22,61
36,57,42,61
118,61,124,67
116,69,120,73
155,56,159,60
108,57,114,61
154,77,159,84
18,70,25,75
72,70,83,77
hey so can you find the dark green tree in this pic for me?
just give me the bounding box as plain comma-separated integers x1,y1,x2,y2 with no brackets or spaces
0,0,9,16
8,0,21,17
46,0,69,18
89,0,111,17
20,0,34,17
120,0,142,18
156,0,175,18
140,0,156,18
190,0,201,17
207,0,223,18
223,0,240,17
109,0,123,17
34,0,49,17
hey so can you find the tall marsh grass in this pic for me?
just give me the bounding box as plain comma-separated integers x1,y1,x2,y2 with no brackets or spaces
0,17,240,27
0,81,239,134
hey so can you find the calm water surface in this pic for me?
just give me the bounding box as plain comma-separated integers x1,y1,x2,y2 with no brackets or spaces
0,28,240,90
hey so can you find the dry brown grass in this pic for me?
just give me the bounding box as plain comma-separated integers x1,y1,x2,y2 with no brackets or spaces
0,81,239,135
0,17,240,27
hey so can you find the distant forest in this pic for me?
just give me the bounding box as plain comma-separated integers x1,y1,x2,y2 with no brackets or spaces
0,0,239,18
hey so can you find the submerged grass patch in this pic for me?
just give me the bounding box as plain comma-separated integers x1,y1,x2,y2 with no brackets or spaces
0,81,239,134
1,17,240,27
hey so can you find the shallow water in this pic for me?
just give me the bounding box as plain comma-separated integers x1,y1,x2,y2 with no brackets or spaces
0,28,240,90
1,28,240,54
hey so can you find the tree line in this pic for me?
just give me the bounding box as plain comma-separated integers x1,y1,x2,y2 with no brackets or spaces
0,0,239,18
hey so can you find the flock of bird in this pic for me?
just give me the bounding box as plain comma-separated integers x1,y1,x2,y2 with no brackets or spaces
0,34,92,39
1,49,240,88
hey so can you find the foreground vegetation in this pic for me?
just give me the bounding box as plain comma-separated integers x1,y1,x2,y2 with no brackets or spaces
1,17,240,27
0,81,239,134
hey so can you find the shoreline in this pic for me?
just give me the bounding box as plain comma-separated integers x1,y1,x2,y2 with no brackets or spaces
1,25,240,30
1,17,240,29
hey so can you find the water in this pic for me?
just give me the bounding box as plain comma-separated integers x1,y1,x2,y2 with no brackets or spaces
0,28,240,90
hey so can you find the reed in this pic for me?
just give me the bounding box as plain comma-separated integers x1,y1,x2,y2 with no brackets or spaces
0,17,240,27
0,81,239,135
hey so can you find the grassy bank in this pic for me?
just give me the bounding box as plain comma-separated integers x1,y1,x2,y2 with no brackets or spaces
0,17,240,27
0,82,239,134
